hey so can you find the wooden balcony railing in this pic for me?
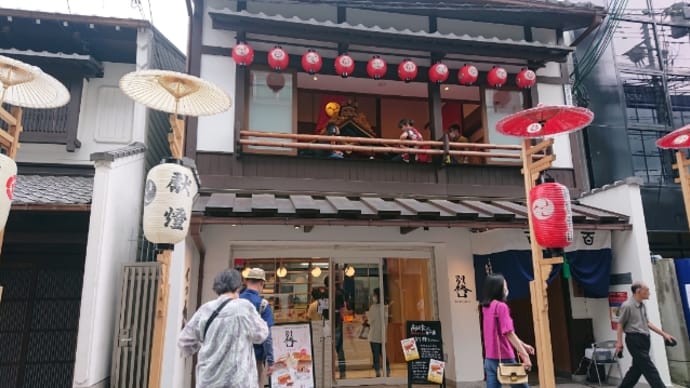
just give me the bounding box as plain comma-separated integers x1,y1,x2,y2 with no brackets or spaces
239,130,546,161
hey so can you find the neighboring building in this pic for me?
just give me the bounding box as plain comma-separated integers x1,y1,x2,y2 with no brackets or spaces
0,8,184,388
153,0,669,387
574,0,690,257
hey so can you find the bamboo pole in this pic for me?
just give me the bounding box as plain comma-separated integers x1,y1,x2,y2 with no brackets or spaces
147,114,188,388
521,138,561,388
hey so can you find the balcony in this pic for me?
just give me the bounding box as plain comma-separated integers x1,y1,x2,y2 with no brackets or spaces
194,131,577,199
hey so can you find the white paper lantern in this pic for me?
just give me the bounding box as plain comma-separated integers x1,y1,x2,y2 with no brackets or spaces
0,154,17,229
143,160,198,244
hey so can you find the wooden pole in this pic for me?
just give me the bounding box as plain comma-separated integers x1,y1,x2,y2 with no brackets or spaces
148,113,187,388
673,151,690,231
520,138,562,388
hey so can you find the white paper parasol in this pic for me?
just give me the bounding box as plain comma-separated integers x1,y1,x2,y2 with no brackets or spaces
119,70,231,117
0,55,70,109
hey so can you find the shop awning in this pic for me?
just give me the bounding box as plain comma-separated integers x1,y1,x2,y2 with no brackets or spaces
194,192,630,230
208,10,575,63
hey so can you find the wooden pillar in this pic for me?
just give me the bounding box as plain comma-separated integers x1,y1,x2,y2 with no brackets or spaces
520,138,561,388
148,249,173,388
674,151,690,231
148,115,188,387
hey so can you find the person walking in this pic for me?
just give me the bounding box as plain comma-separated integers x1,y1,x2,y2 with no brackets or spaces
178,269,269,388
365,288,390,377
615,281,675,388
480,273,534,388
240,268,275,387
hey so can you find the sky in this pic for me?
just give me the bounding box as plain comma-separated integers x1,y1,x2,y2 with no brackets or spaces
2,0,189,53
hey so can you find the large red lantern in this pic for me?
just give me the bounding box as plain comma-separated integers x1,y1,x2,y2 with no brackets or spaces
334,54,355,78
231,43,254,66
457,64,478,86
529,182,573,249
516,68,537,89
366,56,387,79
398,59,418,82
268,46,289,71
301,50,323,74
429,62,449,84
487,66,508,88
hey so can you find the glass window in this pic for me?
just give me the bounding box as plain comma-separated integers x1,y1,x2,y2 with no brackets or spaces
613,21,661,70
621,72,669,126
668,76,690,128
246,70,296,154
628,129,675,184
484,89,524,162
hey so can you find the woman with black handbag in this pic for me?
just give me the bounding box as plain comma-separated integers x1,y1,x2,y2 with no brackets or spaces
481,273,535,387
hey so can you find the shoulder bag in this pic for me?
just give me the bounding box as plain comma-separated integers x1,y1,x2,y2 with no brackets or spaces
203,297,233,339
495,303,528,385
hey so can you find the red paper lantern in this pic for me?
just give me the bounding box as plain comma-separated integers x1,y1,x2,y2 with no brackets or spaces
429,62,449,84
398,59,418,82
301,50,323,74
487,66,508,88
334,54,355,78
529,182,573,249
366,56,387,79
231,43,254,66
516,68,537,89
268,47,289,71
457,64,478,86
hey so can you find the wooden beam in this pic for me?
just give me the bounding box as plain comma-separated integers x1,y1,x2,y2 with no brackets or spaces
521,138,556,388
148,249,172,388
0,106,17,127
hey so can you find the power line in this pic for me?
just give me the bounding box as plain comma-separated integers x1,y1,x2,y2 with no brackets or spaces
66,0,72,14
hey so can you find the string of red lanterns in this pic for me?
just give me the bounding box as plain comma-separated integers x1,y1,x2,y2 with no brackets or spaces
231,43,537,88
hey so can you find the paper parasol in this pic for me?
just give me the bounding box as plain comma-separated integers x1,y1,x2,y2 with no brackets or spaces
119,70,231,117
0,55,70,109
656,125,690,149
496,105,594,138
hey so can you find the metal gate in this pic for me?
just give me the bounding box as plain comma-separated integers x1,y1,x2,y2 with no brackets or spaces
110,262,159,388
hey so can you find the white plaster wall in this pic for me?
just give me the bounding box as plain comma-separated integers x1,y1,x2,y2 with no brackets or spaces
204,0,237,47
578,180,672,386
72,153,146,388
159,224,485,386
197,54,236,153
16,62,138,165
537,83,574,169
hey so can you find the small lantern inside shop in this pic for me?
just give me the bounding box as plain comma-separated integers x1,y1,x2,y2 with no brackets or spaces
366,56,387,79
458,64,478,86
268,47,289,71
529,182,573,249
516,68,537,89
487,66,508,88
0,154,17,229
335,54,355,78
231,43,254,66
301,50,323,74
398,59,418,82
429,62,449,84
143,159,199,245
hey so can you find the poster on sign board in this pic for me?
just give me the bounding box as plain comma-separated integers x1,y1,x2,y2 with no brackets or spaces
270,322,315,388
609,291,628,330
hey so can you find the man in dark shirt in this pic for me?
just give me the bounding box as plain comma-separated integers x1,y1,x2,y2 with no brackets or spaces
240,268,274,387
615,281,675,388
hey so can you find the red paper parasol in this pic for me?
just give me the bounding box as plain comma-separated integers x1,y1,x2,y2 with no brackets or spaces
495,105,594,138
656,124,690,149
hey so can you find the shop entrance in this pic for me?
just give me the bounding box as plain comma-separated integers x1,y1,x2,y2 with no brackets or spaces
330,257,435,387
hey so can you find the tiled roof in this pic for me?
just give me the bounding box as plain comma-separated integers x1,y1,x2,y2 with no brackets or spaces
13,175,93,205
91,142,147,162
195,192,630,229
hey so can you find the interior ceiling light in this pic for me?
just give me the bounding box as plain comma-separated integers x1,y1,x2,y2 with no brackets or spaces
311,266,322,277
345,265,355,277
277,266,288,278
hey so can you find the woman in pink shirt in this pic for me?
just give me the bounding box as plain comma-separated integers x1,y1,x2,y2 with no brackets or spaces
481,274,534,388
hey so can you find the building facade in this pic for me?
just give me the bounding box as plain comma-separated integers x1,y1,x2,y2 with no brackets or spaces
0,9,184,388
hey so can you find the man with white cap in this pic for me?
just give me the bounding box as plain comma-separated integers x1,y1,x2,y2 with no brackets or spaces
240,268,274,387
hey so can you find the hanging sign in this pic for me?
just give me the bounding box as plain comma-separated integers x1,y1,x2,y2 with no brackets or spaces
271,322,316,388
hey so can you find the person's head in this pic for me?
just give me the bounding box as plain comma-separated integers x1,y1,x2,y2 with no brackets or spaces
372,287,381,303
324,275,329,288
631,281,650,301
447,124,461,141
212,269,243,296
311,287,324,300
326,123,339,136
244,267,266,292
480,273,508,306
398,118,414,130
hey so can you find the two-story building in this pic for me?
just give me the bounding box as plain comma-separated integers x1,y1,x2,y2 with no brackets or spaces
0,9,184,388
159,0,673,387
